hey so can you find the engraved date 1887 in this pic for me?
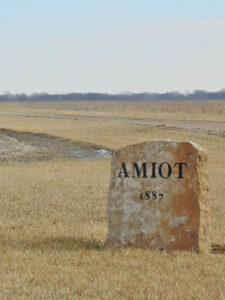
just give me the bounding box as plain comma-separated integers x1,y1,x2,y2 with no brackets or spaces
140,191,164,201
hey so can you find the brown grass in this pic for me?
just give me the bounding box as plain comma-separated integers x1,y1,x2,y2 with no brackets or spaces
0,101,224,299
0,100,225,121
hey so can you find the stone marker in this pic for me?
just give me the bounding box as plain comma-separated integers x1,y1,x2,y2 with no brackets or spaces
105,141,210,253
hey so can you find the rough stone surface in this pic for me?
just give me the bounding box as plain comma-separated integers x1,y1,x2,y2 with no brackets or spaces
105,141,210,253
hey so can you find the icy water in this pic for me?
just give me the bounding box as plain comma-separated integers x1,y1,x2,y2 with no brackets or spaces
66,149,112,160
0,129,112,162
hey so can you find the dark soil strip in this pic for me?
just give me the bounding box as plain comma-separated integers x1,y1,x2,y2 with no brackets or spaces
0,129,112,162
211,244,225,254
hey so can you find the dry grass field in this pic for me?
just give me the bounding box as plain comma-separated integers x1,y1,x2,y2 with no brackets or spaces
0,100,224,299
0,100,225,122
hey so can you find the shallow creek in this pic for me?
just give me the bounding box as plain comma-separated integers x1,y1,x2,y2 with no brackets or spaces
0,129,112,162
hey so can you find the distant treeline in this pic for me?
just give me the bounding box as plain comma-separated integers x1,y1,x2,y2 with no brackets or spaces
1,90,225,101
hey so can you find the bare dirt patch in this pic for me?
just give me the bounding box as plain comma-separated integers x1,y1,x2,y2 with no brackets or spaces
0,129,112,162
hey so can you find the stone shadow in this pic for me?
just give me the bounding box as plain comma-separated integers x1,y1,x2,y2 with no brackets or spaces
0,235,104,252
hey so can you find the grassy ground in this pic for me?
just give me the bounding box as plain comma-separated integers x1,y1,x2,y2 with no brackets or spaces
0,101,224,299
0,100,225,122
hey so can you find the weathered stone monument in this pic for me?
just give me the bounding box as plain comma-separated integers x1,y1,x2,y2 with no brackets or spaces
105,141,210,253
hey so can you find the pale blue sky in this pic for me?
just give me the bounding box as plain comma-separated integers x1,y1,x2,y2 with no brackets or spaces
0,0,225,93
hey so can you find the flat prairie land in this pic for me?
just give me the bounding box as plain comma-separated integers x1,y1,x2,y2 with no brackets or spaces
0,100,224,299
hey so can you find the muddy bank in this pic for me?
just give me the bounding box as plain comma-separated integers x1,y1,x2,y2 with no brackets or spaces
0,129,112,162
